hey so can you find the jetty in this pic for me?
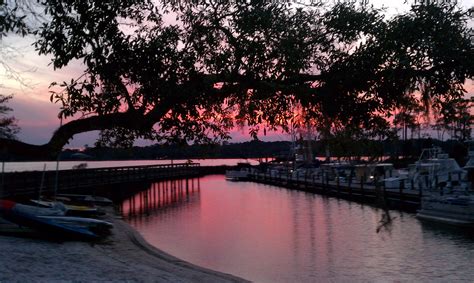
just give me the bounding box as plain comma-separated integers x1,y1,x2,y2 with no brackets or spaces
0,163,205,198
246,171,422,212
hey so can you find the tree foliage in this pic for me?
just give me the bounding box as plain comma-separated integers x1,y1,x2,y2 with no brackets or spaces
0,0,473,158
0,94,19,139
0,0,32,37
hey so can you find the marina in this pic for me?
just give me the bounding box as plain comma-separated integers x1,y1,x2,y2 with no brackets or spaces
123,175,474,282
0,0,472,281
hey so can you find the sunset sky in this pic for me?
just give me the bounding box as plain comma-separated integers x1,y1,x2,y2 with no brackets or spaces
1,0,473,148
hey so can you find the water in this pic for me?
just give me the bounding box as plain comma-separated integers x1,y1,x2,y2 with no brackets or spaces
0,159,259,172
122,175,474,282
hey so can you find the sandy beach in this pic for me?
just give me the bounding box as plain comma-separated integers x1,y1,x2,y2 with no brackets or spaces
0,211,248,282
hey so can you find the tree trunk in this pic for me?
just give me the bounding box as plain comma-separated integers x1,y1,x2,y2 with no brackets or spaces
0,108,169,160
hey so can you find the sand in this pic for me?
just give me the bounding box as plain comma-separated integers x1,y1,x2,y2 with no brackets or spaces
0,212,248,282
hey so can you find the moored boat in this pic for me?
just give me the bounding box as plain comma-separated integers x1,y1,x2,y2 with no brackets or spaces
225,163,253,181
416,194,474,227
416,145,474,227
225,169,250,181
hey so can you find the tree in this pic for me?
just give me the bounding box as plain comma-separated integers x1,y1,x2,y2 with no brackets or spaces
434,97,473,141
0,94,19,139
393,100,423,141
1,0,44,86
0,1,472,159
0,0,32,37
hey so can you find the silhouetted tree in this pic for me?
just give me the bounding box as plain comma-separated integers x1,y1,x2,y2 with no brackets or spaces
0,1,472,159
0,94,19,139
435,97,473,141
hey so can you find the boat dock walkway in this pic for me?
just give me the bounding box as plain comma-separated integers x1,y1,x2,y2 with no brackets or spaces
247,172,422,211
0,163,202,198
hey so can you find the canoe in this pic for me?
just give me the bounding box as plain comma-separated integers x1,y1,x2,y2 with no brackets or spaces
0,200,102,240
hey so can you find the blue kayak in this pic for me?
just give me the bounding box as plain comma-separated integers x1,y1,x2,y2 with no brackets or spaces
0,200,101,240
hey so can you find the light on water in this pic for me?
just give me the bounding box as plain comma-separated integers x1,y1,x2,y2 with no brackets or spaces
122,175,474,282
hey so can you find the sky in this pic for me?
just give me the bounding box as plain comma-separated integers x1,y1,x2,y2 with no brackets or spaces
0,0,473,148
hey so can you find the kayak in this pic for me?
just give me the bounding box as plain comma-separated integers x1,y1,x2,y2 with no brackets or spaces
0,200,107,240
37,216,113,229
56,194,113,206
29,199,104,217
37,216,113,236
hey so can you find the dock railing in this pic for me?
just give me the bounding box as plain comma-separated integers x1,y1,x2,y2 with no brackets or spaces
2,163,200,197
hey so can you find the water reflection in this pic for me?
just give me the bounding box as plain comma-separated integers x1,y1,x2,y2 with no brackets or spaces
123,175,474,282
121,178,200,219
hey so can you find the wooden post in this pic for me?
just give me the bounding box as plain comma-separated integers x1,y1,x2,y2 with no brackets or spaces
399,179,404,207
348,174,352,197
322,172,326,189
448,172,452,193
383,179,387,201
325,173,329,189
417,179,422,199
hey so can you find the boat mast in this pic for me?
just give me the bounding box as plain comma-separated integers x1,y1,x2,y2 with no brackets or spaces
53,117,63,200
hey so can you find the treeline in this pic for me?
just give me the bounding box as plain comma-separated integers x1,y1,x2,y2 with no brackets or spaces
58,138,470,166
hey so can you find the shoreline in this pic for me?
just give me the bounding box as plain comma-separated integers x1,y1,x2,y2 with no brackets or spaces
0,209,248,282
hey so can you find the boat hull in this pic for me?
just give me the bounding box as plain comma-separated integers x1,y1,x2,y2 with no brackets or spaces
0,200,100,240
416,196,474,227
225,170,249,181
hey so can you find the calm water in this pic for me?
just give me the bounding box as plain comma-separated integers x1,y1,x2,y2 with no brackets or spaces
0,159,259,172
122,175,474,282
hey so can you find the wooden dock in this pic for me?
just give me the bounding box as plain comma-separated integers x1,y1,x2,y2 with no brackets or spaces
120,177,201,217
247,172,422,211
0,163,202,198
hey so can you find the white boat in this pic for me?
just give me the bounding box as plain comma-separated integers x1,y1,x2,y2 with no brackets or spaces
416,194,474,226
410,147,465,190
416,146,474,227
225,169,250,181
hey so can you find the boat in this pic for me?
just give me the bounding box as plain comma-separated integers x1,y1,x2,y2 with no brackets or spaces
416,145,474,227
56,194,113,206
29,199,104,217
37,216,113,236
225,162,253,181
416,194,474,226
410,147,465,190
225,169,250,181
0,200,106,240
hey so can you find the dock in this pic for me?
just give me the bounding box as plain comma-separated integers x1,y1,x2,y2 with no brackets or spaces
0,163,203,198
246,171,422,211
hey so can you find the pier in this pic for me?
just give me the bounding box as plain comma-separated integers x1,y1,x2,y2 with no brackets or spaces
121,177,201,217
0,163,203,198
246,171,422,211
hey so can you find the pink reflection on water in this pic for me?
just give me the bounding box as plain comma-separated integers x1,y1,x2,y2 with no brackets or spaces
123,175,474,282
